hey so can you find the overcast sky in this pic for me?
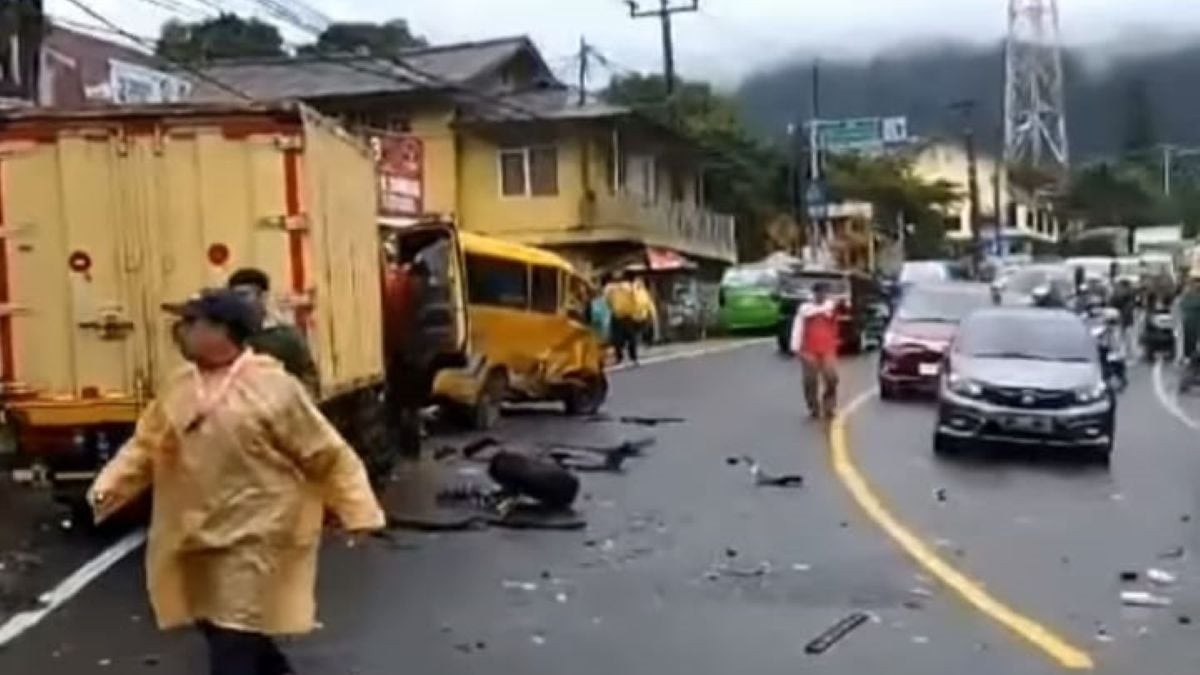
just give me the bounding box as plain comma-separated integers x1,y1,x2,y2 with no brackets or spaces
48,0,1200,85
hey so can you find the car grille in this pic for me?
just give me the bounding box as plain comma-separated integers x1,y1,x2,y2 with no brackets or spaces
980,386,1076,410
884,346,943,375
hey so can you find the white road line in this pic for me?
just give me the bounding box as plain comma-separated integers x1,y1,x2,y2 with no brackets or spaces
608,338,771,372
0,528,146,647
0,337,765,649
1152,360,1200,430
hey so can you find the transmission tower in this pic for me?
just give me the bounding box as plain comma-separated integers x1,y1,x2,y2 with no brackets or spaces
1003,0,1069,172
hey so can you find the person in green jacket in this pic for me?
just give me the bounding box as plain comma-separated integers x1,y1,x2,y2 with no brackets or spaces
1179,271,1200,366
228,268,320,395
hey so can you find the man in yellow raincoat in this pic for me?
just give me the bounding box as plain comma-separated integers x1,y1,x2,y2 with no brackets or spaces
88,289,385,675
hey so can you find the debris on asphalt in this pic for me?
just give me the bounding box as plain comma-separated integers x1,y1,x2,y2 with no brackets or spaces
1120,591,1173,608
725,547,738,559
619,415,686,427
902,599,925,611
530,633,547,646
1119,571,1139,582
1182,514,1192,523
1147,568,1177,586
462,437,501,459
501,580,539,592
97,658,112,667
1094,627,1113,643
804,612,870,655
555,592,568,604
933,488,947,503
58,518,73,531
1158,546,1187,560
909,587,934,599
1178,615,1192,625
911,635,930,645
791,563,812,572
725,457,740,466
739,456,804,488
142,654,161,666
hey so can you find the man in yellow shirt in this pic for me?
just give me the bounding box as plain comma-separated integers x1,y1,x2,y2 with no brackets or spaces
632,277,658,345
604,272,640,365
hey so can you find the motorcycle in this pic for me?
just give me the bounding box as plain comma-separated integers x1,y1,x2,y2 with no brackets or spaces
1087,307,1128,392
1141,307,1176,362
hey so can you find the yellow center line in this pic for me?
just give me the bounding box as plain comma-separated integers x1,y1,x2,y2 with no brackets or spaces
830,391,1095,671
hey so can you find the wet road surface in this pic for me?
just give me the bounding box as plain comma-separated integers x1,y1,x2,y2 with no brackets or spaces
1,342,1196,673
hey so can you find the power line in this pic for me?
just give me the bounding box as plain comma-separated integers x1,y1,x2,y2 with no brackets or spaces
58,0,256,101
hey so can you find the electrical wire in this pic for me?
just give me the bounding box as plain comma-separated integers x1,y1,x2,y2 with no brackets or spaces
58,0,257,101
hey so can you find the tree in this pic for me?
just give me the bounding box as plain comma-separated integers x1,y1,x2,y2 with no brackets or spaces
605,74,787,261
157,14,286,64
297,19,427,58
825,154,960,259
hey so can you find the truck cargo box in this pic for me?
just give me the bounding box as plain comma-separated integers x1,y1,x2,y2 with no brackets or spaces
0,102,383,432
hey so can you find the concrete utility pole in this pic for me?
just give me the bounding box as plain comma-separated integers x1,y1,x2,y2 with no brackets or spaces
952,99,984,275
626,0,698,95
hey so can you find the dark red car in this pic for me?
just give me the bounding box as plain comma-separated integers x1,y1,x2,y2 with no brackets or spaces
879,282,996,399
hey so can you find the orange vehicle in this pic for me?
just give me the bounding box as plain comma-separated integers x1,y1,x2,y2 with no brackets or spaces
0,103,467,510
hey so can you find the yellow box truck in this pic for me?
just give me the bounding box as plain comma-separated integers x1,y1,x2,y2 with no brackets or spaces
0,103,467,508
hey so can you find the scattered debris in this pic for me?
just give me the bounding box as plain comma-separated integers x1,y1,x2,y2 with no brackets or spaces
1158,546,1187,560
59,519,73,531
909,587,934,599
839,521,849,529
502,580,539,592
619,415,686,427
804,612,870,655
555,592,569,604
97,658,112,667
1147,568,1177,586
1119,571,1139,583
461,437,502,459
142,654,161,666
1110,493,1125,502
791,563,812,572
530,633,547,646
933,488,947,503
1120,591,1172,608
902,599,925,611
725,457,740,466
725,547,738,559
722,562,772,578
1136,626,1151,638
911,635,930,645
1178,615,1192,626
740,456,804,488
1094,627,1113,643
1182,514,1192,523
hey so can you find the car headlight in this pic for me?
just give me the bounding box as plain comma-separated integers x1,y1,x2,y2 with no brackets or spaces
947,372,983,398
1075,382,1108,404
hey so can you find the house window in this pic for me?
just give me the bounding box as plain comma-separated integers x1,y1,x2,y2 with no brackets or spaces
498,146,559,197
466,254,527,309
530,265,559,314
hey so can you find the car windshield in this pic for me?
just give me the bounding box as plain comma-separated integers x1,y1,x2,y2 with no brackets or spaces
957,312,1096,362
1005,266,1072,295
897,286,991,323
786,274,850,297
899,262,948,284
722,267,777,290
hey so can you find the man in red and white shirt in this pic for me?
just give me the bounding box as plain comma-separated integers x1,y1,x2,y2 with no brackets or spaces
790,282,840,419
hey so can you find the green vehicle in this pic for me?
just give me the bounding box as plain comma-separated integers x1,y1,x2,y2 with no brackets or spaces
718,265,784,333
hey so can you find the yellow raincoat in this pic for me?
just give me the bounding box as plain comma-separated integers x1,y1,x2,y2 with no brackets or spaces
90,352,385,636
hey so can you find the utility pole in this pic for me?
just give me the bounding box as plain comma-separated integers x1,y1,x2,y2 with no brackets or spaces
1162,144,1173,196
626,0,698,95
952,99,984,276
577,36,589,106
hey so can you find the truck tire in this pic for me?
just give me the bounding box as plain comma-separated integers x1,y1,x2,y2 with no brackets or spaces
564,374,608,416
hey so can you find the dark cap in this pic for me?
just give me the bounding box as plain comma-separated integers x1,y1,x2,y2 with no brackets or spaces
163,289,260,344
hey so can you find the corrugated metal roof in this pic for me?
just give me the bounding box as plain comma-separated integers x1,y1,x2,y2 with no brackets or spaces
188,36,537,103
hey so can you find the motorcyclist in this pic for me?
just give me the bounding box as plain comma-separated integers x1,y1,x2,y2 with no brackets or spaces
1110,278,1137,339
1031,284,1066,308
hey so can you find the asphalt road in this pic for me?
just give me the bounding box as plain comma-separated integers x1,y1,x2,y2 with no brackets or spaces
1,342,1198,673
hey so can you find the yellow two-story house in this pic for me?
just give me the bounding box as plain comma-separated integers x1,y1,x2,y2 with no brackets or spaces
191,36,737,278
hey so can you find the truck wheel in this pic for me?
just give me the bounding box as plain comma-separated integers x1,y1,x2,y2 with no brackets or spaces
564,374,608,416
472,370,508,430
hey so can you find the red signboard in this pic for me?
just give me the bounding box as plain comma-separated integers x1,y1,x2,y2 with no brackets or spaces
374,135,424,216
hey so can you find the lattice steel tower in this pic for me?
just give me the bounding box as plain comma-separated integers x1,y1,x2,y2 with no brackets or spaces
1004,0,1070,171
